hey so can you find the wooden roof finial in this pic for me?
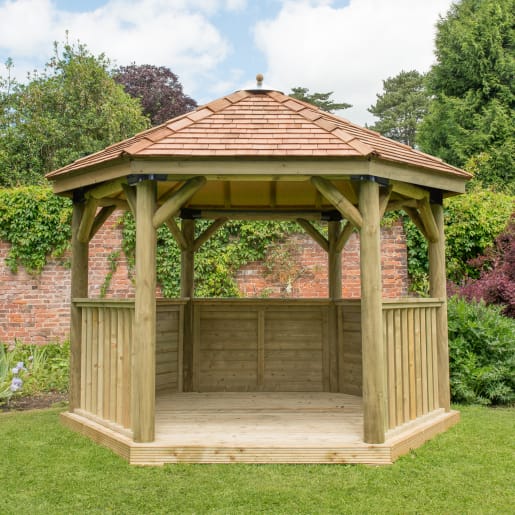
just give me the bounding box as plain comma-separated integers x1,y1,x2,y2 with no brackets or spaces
256,73,264,88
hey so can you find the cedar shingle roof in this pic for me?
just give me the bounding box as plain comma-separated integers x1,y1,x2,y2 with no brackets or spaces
46,89,470,179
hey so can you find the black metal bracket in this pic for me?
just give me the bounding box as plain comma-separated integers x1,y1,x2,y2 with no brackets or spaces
72,189,86,204
180,208,202,220
429,189,443,205
351,175,389,187
321,210,343,222
127,174,168,186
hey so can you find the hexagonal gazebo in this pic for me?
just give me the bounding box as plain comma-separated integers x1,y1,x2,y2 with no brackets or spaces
46,85,470,465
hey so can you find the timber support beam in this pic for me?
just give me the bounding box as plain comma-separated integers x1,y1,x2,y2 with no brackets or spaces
296,218,329,252
359,179,386,444
328,220,342,393
153,176,206,228
428,202,450,411
132,180,157,442
311,176,363,229
181,219,195,392
193,218,228,252
69,200,89,411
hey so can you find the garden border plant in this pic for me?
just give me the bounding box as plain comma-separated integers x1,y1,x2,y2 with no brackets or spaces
0,340,69,407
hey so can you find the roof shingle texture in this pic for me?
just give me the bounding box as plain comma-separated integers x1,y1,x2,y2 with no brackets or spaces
47,89,469,179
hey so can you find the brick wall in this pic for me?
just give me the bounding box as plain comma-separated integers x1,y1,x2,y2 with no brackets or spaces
0,214,407,344
235,220,407,299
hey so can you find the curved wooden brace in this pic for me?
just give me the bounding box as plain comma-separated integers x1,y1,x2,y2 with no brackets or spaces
152,176,206,228
310,176,363,229
296,218,329,252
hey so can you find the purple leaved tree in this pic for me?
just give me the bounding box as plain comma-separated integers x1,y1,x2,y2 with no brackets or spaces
113,64,197,126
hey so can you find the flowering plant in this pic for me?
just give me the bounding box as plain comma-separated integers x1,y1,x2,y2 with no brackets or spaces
0,341,69,406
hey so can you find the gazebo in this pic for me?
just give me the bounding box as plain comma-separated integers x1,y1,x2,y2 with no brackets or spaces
46,84,470,465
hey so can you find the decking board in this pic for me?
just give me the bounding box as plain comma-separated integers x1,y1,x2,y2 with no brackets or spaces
61,392,459,465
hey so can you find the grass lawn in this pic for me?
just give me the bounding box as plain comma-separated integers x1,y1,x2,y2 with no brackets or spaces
1,405,514,514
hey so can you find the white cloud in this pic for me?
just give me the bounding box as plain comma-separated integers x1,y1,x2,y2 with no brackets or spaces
254,0,453,125
0,0,232,95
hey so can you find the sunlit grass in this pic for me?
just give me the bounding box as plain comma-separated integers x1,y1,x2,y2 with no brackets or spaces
1,405,513,514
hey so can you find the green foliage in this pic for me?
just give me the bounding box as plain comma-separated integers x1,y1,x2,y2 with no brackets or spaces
289,86,351,112
100,250,121,298
403,190,513,293
0,341,69,405
444,190,514,282
0,40,149,186
418,0,515,192
0,344,16,400
403,215,429,294
121,213,295,298
0,186,72,273
448,297,515,405
368,70,429,147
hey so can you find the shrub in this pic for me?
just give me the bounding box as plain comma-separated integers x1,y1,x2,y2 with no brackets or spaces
444,190,514,282
447,297,515,405
404,190,513,294
454,216,514,317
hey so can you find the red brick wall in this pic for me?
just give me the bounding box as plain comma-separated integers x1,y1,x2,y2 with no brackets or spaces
0,214,407,344
236,220,407,299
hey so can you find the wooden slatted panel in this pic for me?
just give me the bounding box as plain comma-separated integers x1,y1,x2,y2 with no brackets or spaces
264,307,325,391
198,306,259,391
382,301,441,430
195,301,328,392
77,302,134,431
155,304,182,392
337,302,362,396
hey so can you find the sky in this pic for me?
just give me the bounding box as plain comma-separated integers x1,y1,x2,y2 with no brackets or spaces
0,0,455,125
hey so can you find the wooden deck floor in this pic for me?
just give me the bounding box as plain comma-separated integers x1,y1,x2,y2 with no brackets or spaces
61,392,459,465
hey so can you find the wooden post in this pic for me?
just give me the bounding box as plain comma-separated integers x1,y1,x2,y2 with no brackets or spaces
328,221,342,392
181,218,195,392
70,200,89,411
359,179,386,443
132,180,157,442
428,202,450,411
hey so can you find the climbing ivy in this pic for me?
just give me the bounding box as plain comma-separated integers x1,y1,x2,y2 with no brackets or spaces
121,212,296,297
0,186,297,295
0,186,72,273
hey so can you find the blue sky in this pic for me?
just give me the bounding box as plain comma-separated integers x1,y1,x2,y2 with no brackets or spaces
0,0,454,125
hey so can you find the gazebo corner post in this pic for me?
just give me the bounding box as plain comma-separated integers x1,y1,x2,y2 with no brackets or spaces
132,179,157,443
428,199,450,411
181,218,195,392
70,197,89,412
328,220,342,393
359,178,387,444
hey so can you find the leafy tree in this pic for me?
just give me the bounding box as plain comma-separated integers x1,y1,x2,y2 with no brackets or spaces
368,70,429,147
0,41,149,187
289,87,351,113
418,0,515,192
113,64,197,126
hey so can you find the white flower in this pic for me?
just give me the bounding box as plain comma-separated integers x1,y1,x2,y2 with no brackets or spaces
10,376,23,392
